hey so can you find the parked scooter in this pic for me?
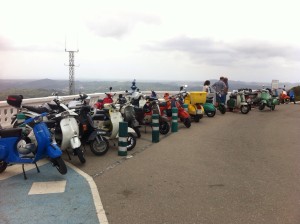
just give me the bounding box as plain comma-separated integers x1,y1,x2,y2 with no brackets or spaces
116,93,141,138
160,91,191,128
95,102,137,151
226,90,250,114
203,91,226,115
45,95,86,163
257,89,278,111
69,93,110,156
94,87,114,110
0,112,67,179
127,81,170,135
180,86,205,122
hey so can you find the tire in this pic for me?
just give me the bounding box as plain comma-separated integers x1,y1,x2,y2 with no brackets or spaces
271,105,276,110
75,148,86,164
133,127,141,138
127,133,136,151
219,105,226,114
159,121,170,135
0,160,8,173
183,118,191,128
194,115,200,122
259,103,265,110
206,110,216,117
240,105,250,114
90,136,109,156
51,157,67,175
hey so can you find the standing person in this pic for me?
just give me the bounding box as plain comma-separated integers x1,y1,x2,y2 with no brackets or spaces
211,77,226,106
202,80,212,93
222,77,229,105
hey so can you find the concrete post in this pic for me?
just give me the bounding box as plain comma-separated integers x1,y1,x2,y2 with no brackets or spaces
171,107,178,132
118,122,128,156
152,114,159,143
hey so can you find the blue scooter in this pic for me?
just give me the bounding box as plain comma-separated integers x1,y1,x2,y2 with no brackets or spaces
0,112,67,179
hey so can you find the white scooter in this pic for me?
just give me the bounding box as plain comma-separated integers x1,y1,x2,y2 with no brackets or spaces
95,102,137,151
50,96,85,163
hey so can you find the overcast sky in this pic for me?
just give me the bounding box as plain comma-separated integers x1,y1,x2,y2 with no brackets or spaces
0,0,299,83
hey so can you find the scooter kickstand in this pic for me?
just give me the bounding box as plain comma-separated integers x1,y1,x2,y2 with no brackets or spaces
34,162,40,173
22,164,27,180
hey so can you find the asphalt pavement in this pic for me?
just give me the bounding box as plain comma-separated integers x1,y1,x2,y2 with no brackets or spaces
1,103,300,224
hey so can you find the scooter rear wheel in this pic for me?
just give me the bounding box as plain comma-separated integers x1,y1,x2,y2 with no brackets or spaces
0,160,8,173
51,157,67,175
90,136,109,156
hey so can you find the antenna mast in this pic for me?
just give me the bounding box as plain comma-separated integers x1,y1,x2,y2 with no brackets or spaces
65,38,79,95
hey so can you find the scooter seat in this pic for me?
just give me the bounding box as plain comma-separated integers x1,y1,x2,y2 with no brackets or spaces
0,128,23,137
44,120,57,128
93,114,107,121
207,96,213,100
23,105,50,114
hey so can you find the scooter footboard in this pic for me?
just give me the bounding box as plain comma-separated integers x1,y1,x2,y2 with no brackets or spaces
47,144,63,158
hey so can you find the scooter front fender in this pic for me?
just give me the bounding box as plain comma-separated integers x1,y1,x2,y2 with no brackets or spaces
70,136,81,149
47,143,63,159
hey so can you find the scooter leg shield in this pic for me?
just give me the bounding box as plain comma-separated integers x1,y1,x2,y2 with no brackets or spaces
47,144,63,158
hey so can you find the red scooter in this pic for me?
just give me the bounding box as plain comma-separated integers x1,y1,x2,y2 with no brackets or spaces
159,92,191,128
94,87,114,109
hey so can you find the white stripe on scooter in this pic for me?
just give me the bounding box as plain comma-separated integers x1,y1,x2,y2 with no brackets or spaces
65,161,109,224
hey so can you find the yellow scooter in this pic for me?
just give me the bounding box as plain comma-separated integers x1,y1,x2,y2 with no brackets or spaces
180,86,206,122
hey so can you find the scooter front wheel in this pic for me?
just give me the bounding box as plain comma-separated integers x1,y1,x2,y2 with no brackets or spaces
127,133,136,151
74,148,86,164
183,118,191,128
51,157,67,175
219,104,226,114
0,160,8,173
90,136,109,156
206,110,216,117
240,105,250,114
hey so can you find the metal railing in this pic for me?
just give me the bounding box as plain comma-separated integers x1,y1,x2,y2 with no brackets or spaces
0,91,179,128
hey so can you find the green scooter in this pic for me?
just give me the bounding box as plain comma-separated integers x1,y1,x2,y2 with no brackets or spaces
202,92,226,117
258,89,279,111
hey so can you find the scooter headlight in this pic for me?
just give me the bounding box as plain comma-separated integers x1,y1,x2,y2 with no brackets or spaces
61,111,70,118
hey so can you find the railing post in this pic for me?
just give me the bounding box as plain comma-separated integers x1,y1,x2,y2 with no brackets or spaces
118,122,128,156
171,107,178,132
152,114,159,143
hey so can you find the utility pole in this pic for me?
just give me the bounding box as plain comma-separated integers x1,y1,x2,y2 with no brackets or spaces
65,38,79,95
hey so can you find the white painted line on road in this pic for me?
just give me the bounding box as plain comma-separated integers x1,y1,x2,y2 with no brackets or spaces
0,160,49,181
28,180,67,195
65,161,109,224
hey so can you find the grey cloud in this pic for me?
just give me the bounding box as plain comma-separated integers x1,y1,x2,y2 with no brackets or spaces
87,12,161,38
144,36,300,66
0,36,61,52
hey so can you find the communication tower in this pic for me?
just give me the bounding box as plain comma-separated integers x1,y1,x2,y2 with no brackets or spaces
65,39,79,95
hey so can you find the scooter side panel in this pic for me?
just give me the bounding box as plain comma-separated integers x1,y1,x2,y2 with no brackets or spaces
46,144,63,158
0,137,17,160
